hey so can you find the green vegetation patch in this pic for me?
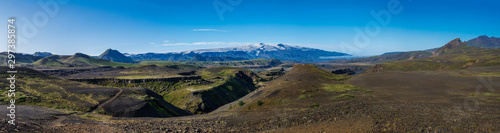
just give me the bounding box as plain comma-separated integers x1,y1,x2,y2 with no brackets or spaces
298,94,307,100
333,94,356,99
375,48,500,71
32,54,139,68
115,75,179,79
164,89,192,107
380,60,444,71
467,92,500,101
322,83,372,100
309,103,320,108
297,94,313,100
0,67,114,113
256,100,263,106
197,67,240,79
323,83,357,92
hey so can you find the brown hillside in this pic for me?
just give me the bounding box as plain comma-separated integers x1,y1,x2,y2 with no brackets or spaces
431,38,467,57
213,64,367,113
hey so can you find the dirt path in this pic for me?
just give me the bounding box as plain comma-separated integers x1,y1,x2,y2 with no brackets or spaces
90,88,124,113
47,115,67,128
45,87,123,129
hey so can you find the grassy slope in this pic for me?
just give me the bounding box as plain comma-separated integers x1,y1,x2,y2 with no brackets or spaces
371,47,500,71
22,53,281,70
0,67,117,112
113,64,201,79
218,64,372,113
329,51,432,64
73,65,261,114
0,66,190,117
32,54,137,68
64,55,136,67
164,67,259,114
0,53,43,66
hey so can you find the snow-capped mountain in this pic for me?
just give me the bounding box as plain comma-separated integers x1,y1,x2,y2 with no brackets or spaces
129,43,350,62
182,43,314,54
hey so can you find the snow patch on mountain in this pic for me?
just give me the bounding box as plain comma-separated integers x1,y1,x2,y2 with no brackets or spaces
181,43,310,54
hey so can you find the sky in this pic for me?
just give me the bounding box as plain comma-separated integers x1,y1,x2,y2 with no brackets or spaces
1,0,499,56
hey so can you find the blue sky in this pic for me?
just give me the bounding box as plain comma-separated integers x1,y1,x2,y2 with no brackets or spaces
1,0,499,56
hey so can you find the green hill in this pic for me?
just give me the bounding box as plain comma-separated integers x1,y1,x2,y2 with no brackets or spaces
164,67,260,114
98,49,134,63
0,67,116,112
0,52,43,66
33,53,136,68
430,38,467,57
329,51,432,64
212,64,369,113
369,39,500,71
0,67,191,117
32,55,66,67
72,66,261,114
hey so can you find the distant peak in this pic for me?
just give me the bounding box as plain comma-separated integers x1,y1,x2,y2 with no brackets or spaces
252,43,266,47
33,51,53,57
73,53,91,58
431,38,467,57
104,48,118,52
104,49,120,54
98,48,134,63
466,35,500,49
450,38,462,42
445,38,465,48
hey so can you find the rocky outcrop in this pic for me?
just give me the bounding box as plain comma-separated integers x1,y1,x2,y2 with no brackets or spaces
98,49,134,63
101,88,192,117
466,35,500,49
431,38,467,57
179,70,257,114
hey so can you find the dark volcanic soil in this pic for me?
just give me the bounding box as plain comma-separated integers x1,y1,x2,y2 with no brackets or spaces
348,70,500,132
2,67,500,132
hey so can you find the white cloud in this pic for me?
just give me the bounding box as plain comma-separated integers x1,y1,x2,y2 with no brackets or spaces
163,40,170,43
192,29,229,32
149,42,156,44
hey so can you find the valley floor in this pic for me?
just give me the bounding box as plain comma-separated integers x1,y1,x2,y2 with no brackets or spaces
2,67,500,132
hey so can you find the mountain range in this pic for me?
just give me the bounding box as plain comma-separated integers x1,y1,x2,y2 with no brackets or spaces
128,43,349,62
90,35,500,63
30,53,135,68
329,35,499,64
2,35,499,66
466,35,500,49
368,38,500,71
